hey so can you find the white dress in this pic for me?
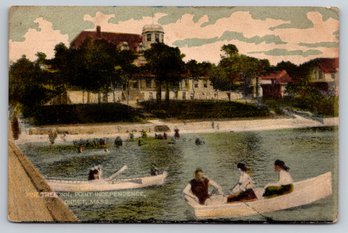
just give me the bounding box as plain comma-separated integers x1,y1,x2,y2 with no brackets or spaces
231,172,255,193
267,170,293,187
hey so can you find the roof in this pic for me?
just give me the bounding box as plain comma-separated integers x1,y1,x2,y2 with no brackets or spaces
70,28,142,52
317,58,339,74
259,70,292,84
142,24,164,33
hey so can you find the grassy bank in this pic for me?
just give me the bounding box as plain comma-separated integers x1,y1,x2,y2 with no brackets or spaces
29,103,144,125
140,100,270,119
264,96,339,117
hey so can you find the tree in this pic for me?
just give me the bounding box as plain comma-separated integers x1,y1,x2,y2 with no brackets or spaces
144,43,185,101
212,44,270,99
9,54,60,116
221,44,239,58
49,39,138,103
185,60,214,78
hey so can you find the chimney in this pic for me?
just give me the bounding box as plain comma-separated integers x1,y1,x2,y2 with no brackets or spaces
96,26,101,37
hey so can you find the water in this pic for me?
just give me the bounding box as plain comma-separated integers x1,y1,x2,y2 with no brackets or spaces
19,127,338,223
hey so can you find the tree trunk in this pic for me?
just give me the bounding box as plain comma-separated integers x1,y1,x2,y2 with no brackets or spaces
165,82,170,101
156,80,162,102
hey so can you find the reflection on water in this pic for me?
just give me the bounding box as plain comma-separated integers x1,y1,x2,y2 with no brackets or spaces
19,127,338,223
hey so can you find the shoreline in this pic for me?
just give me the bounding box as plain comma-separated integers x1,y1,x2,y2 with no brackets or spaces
16,116,339,144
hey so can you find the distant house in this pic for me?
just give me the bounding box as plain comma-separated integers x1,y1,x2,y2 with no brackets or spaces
259,70,292,98
308,58,339,96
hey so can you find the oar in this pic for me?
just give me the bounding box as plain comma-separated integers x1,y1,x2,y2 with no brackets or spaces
222,187,275,223
241,200,275,223
105,165,128,181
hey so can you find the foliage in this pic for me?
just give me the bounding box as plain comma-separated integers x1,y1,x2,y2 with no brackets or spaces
144,43,185,101
185,60,214,79
140,100,270,119
211,44,271,97
49,40,138,95
9,54,63,114
30,103,144,125
271,59,338,116
264,96,338,117
10,115,21,140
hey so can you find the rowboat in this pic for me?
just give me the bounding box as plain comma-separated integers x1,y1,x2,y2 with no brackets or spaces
47,165,168,192
184,172,332,219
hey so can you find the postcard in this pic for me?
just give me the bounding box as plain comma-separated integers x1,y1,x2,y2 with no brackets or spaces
8,6,339,223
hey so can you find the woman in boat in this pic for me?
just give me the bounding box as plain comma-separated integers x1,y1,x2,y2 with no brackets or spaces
88,166,102,180
183,168,223,205
226,163,257,203
263,159,294,198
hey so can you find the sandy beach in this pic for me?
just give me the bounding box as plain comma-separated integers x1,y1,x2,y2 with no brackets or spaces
16,115,339,144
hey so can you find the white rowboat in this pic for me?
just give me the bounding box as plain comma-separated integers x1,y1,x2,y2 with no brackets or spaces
184,172,332,219
47,171,168,192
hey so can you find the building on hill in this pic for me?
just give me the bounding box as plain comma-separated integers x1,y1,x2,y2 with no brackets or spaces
308,58,339,96
259,70,292,98
142,24,165,49
46,24,243,105
71,25,143,52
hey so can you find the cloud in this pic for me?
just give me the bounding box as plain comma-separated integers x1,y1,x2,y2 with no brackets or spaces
274,12,339,45
8,7,339,65
83,11,168,34
248,48,322,57
173,31,286,48
298,42,338,48
9,17,69,62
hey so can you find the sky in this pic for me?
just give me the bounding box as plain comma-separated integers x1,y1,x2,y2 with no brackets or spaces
8,6,339,65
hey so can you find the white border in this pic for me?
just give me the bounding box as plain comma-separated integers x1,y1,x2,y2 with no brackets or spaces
1,1,347,232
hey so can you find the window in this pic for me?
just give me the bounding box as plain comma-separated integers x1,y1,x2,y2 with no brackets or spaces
155,33,160,42
331,73,335,80
204,81,208,88
194,81,199,88
147,33,151,42
133,81,138,89
146,79,152,88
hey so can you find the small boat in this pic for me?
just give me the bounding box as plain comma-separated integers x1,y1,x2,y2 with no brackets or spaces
47,166,168,192
184,172,332,219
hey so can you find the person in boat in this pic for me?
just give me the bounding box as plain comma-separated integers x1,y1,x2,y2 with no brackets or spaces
163,132,167,140
263,160,294,198
183,168,223,205
226,163,257,203
150,164,160,176
88,166,102,180
78,145,84,153
195,138,205,145
174,128,180,139
114,136,123,147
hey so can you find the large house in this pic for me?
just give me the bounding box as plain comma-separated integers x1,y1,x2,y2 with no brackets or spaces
308,58,339,96
47,25,241,105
